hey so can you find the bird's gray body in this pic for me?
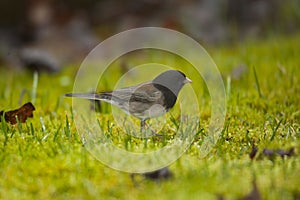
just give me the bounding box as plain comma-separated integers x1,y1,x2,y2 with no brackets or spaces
67,82,166,120
65,70,192,122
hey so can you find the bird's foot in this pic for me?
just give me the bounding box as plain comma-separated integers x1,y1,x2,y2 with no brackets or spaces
141,122,162,137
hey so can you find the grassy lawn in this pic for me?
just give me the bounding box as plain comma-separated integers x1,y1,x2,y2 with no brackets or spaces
0,33,299,200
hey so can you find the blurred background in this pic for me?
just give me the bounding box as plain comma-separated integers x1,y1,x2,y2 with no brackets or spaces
0,0,299,73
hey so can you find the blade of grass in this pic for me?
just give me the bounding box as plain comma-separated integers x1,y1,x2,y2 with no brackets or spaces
226,76,231,101
270,118,283,141
53,123,62,142
16,116,23,135
30,122,35,136
253,66,264,98
64,115,71,139
40,116,46,134
31,71,38,104
1,114,9,146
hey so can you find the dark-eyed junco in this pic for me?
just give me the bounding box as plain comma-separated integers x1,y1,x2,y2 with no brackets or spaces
65,70,192,129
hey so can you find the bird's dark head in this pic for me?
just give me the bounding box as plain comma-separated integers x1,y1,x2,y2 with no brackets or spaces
152,70,192,96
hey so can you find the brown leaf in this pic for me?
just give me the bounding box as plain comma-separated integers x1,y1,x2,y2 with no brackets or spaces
131,167,173,185
262,147,295,160
276,148,295,158
249,145,258,160
143,167,173,181
262,148,276,159
0,102,36,125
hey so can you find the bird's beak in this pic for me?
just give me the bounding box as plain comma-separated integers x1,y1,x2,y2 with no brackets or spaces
184,77,192,84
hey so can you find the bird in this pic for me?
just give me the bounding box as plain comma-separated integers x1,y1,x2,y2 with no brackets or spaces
65,70,192,131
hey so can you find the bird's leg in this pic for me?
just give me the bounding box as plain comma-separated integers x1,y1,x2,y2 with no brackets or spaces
140,120,146,133
140,120,162,137
140,119,149,138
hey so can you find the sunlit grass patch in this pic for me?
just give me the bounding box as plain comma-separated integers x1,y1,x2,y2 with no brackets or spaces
0,33,299,199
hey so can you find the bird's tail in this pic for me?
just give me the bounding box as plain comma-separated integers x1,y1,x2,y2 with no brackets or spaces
65,92,112,101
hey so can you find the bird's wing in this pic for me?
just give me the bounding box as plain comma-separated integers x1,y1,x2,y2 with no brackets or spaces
110,83,162,103
65,82,163,111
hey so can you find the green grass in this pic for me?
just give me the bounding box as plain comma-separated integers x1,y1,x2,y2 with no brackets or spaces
0,33,300,200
